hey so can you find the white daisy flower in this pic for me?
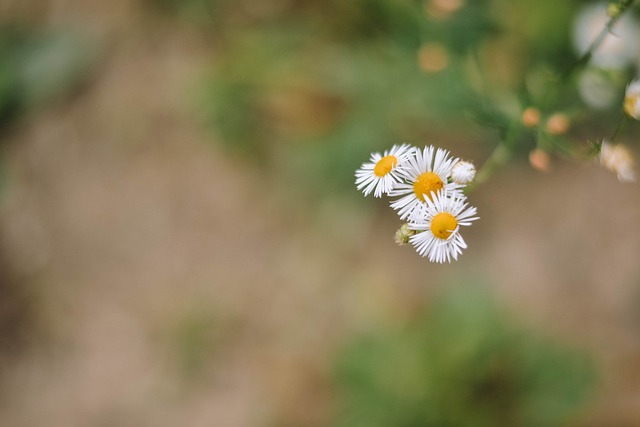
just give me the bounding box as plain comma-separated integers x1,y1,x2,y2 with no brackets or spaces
355,144,414,197
451,160,476,185
624,79,640,120
408,190,478,263
389,145,461,220
600,140,635,182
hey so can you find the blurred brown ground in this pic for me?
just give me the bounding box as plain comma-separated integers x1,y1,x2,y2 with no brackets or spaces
1,1,640,426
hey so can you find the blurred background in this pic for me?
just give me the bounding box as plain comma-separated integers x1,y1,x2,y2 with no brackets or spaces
1,0,640,426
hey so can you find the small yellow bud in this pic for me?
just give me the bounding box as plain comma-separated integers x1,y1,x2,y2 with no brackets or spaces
607,2,623,18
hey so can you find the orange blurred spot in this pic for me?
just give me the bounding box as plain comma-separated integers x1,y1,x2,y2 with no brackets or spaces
546,113,570,135
425,0,464,19
418,43,449,73
529,149,551,172
521,107,540,128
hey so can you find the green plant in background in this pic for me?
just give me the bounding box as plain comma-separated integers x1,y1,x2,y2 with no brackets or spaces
166,0,640,202
0,25,96,194
0,25,96,131
333,285,595,427
165,0,498,200
164,304,232,382
157,0,640,263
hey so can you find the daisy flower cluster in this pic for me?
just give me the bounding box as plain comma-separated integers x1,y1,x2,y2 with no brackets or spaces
355,144,478,263
592,79,639,183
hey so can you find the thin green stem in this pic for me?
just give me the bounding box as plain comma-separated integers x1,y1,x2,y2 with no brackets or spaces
470,144,509,189
563,0,636,81
471,0,636,189
468,123,522,191
609,115,629,143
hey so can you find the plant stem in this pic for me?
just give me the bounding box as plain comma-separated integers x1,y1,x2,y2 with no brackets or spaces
609,115,629,143
563,0,636,81
472,0,636,189
469,123,522,191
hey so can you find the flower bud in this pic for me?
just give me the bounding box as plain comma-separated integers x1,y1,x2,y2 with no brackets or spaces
395,223,416,246
521,107,540,127
529,149,551,172
418,43,448,73
607,2,622,17
600,140,635,182
545,113,570,135
451,160,476,184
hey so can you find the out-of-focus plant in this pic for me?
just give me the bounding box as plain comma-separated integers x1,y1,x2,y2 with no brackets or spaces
0,24,98,357
0,25,96,131
154,0,640,204
150,0,497,199
333,285,595,427
163,304,232,382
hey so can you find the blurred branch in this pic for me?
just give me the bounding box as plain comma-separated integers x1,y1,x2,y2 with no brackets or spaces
563,0,636,81
469,122,521,190
472,0,636,189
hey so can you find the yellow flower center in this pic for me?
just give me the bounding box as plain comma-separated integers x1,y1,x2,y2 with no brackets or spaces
430,212,457,240
413,172,444,202
373,155,398,177
624,96,637,118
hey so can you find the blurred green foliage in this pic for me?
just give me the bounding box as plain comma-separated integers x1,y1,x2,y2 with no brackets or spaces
167,305,229,381
154,0,501,198
0,25,95,131
333,285,595,427
147,0,640,199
